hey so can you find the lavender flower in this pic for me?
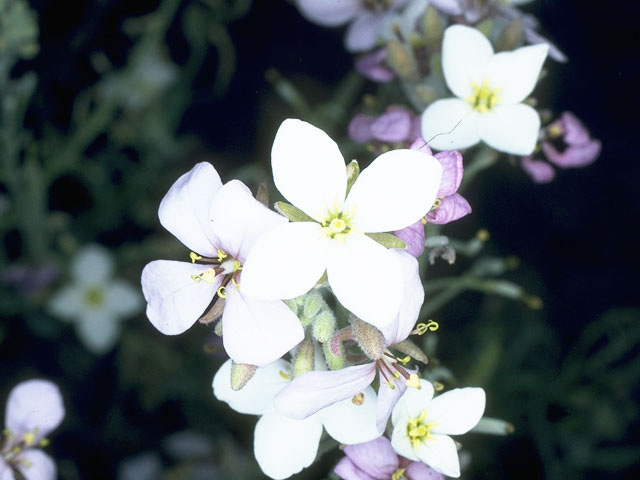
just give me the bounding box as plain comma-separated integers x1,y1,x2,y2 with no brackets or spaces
355,48,394,82
335,436,444,480
349,106,421,147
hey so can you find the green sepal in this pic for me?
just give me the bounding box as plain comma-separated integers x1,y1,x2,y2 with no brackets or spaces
292,337,315,378
423,4,444,50
323,336,345,370
274,201,315,222
256,183,269,206
346,160,359,195
393,338,429,364
230,361,257,391
366,232,407,250
312,309,336,343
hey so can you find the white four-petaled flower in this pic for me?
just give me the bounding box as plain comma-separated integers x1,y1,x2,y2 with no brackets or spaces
421,25,548,155
241,119,442,330
391,379,485,477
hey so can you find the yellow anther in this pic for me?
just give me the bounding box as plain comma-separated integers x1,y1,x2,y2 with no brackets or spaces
190,273,202,283
420,217,428,225
328,218,347,234
391,468,406,480
351,392,365,406
476,229,490,241
406,373,421,389
189,252,202,263
39,438,50,447
414,319,439,335
22,431,35,446
202,268,217,283
278,370,291,380
216,286,227,298
396,355,411,365
467,78,501,113
432,198,442,209
231,277,240,290
406,409,435,450
393,371,401,380
386,379,396,390
217,249,228,262
548,124,564,138
3,428,14,440
233,260,242,272
433,381,444,392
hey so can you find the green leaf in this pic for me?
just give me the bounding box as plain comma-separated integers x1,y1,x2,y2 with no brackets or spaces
366,232,407,250
274,201,315,222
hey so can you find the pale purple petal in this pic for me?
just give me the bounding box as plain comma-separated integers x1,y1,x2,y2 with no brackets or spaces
274,363,377,419
429,0,463,15
158,162,221,258
345,12,384,52
405,461,445,479
343,436,399,478
434,150,464,197
6,380,64,440
560,112,592,146
370,109,413,143
15,450,56,480
355,49,394,83
335,457,378,480
221,287,304,367
521,156,556,183
209,180,287,261
542,140,601,169
394,220,425,258
141,260,221,335
376,379,406,433
426,193,472,224
349,114,376,143
409,137,433,155
295,0,361,27
524,28,567,63
0,457,15,480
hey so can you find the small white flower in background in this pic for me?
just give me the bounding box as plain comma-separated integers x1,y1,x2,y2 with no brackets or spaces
421,25,548,155
213,359,381,480
0,379,64,480
391,379,485,477
241,119,442,331
48,244,142,354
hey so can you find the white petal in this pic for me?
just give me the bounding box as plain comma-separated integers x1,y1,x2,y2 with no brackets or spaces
442,25,494,99
103,280,143,318
421,99,480,151
390,414,419,461
71,244,113,283
47,285,85,321
222,287,304,367
158,162,222,257
0,457,15,480
254,411,323,480
345,149,442,233
212,359,290,415
429,387,486,435
320,386,380,444
209,180,287,261
295,0,360,27
6,380,64,440
415,434,461,477
345,12,383,53
271,119,346,221
379,251,424,345
327,234,403,330
479,103,541,155
141,260,220,335
486,44,548,104
240,222,329,300
15,450,56,480
392,379,434,426
75,311,120,354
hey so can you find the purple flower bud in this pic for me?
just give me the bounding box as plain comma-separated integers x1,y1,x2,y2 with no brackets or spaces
521,155,556,183
355,48,394,83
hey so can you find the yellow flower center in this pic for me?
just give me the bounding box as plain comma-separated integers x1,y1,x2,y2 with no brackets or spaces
321,211,354,239
407,409,437,450
467,78,501,113
391,468,406,480
84,286,104,307
189,250,242,299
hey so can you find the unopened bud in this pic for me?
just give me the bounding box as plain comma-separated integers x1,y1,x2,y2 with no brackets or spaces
350,316,385,360
302,291,325,319
323,336,344,370
423,5,444,50
393,338,429,364
292,337,315,377
496,17,523,52
230,362,257,391
346,160,360,195
414,84,438,106
312,309,336,343
386,40,419,82
256,183,269,206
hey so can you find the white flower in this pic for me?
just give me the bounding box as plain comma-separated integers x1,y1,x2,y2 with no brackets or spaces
1,380,65,480
48,245,142,354
421,24,548,155
213,359,381,480
241,119,442,330
391,379,485,477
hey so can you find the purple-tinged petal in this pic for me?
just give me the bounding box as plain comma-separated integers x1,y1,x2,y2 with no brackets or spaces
221,287,304,367
209,180,287,262
560,111,593,146
5,380,64,441
394,220,425,258
335,457,378,480
523,28,567,63
429,0,463,15
376,378,406,433
343,436,399,479
355,49,394,83
542,140,601,168
158,162,221,258
345,12,384,52
521,156,556,183
349,114,376,143
274,363,376,419
141,260,221,335
405,461,446,479
409,137,433,155
426,193,472,225
370,109,413,143
434,150,464,197
0,457,15,480
295,0,361,27
15,450,56,480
